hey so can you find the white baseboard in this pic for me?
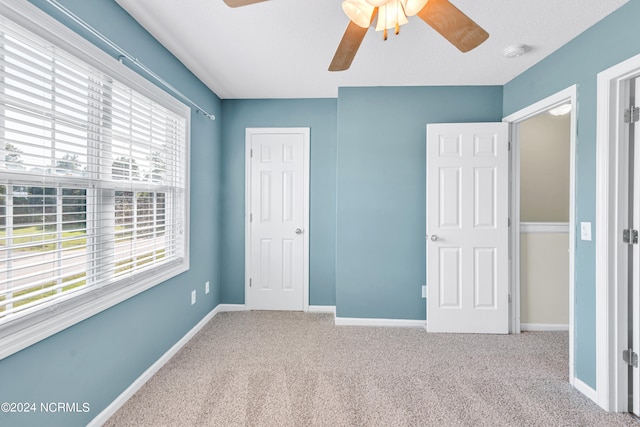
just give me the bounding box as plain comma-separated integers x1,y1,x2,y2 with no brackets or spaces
521,323,569,331
574,377,598,404
218,304,334,314
308,305,336,314
335,316,426,328
219,304,334,313
88,306,223,426
216,304,248,312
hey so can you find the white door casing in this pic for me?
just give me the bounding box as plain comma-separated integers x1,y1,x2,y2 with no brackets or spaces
245,128,310,311
502,85,577,387
623,77,640,416
504,88,577,335
596,53,640,412
426,122,509,334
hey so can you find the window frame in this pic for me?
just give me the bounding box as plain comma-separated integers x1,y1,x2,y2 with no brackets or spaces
0,0,191,360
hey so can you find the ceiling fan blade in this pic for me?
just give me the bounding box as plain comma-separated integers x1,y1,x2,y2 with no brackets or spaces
329,10,377,72
223,0,267,7
328,22,368,72
417,0,488,52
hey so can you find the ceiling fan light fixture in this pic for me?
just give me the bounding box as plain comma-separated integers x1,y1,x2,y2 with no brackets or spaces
375,0,408,32
364,0,390,7
342,0,375,28
331,0,488,71
402,0,429,17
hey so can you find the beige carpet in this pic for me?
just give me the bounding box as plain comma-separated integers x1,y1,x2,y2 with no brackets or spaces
105,311,637,426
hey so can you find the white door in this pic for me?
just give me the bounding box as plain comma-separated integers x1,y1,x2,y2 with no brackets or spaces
426,122,509,333
246,128,309,311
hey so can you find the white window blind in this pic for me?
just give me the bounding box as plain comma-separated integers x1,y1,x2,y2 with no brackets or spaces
0,11,187,325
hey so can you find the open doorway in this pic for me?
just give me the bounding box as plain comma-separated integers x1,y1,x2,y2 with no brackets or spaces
503,85,578,387
519,113,571,331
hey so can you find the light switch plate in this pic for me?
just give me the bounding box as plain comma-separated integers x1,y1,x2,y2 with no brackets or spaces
580,222,592,241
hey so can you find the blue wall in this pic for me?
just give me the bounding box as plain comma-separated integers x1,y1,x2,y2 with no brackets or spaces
2,0,638,423
503,0,640,389
335,86,503,320
220,99,338,306
0,1,222,426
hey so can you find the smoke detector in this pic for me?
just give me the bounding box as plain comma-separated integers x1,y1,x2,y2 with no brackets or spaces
503,44,528,58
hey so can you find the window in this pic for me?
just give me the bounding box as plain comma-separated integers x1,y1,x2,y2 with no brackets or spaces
0,1,189,358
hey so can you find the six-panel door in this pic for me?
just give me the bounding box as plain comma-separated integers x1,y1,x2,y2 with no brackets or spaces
248,130,307,311
426,122,509,333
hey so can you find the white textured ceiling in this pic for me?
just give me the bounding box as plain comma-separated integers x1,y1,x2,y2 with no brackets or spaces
115,0,629,99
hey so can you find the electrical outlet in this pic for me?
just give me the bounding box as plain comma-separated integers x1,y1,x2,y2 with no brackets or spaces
191,290,196,305
422,285,427,298
205,281,210,294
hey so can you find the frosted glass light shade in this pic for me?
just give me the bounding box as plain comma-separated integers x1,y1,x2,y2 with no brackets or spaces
364,0,390,6
375,0,408,31
402,0,428,16
549,104,572,116
342,0,375,28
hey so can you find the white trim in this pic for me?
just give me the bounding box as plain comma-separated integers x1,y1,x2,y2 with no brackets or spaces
244,128,311,312
595,52,640,412
510,122,522,335
503,85,577,387
335,317,427,328
308,305,336,314
87,307,219,427
502,87,577,122
0,0,191,362
575,377,600,404
0,264,188,361
521,323,570,331
520,222,570,233
216,304,248,312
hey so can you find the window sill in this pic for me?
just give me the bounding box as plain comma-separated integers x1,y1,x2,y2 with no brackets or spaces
0,260,188,361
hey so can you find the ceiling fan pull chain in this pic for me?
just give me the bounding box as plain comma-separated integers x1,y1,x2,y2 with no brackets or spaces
395,0,400,35
383,27,388,40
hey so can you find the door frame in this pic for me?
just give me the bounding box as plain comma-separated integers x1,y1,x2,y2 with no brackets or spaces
595,53,640,412
503,85,577,386
244,127,311,311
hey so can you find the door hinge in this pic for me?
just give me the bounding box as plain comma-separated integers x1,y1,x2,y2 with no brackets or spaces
249,278,252,288
623,228,638,244
250,148,253,157
250,213,253,222
508,217,511,227
508,142,512,151
625,106,640,123
623,349,638,367
508,294,511,303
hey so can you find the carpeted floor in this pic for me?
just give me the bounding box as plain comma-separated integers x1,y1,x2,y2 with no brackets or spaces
105,311,638,426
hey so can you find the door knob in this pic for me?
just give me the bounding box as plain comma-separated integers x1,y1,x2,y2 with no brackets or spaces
295,228,303,234
430,235,438,242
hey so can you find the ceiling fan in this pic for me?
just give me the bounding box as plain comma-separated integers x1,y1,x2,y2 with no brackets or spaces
222,0,488,72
